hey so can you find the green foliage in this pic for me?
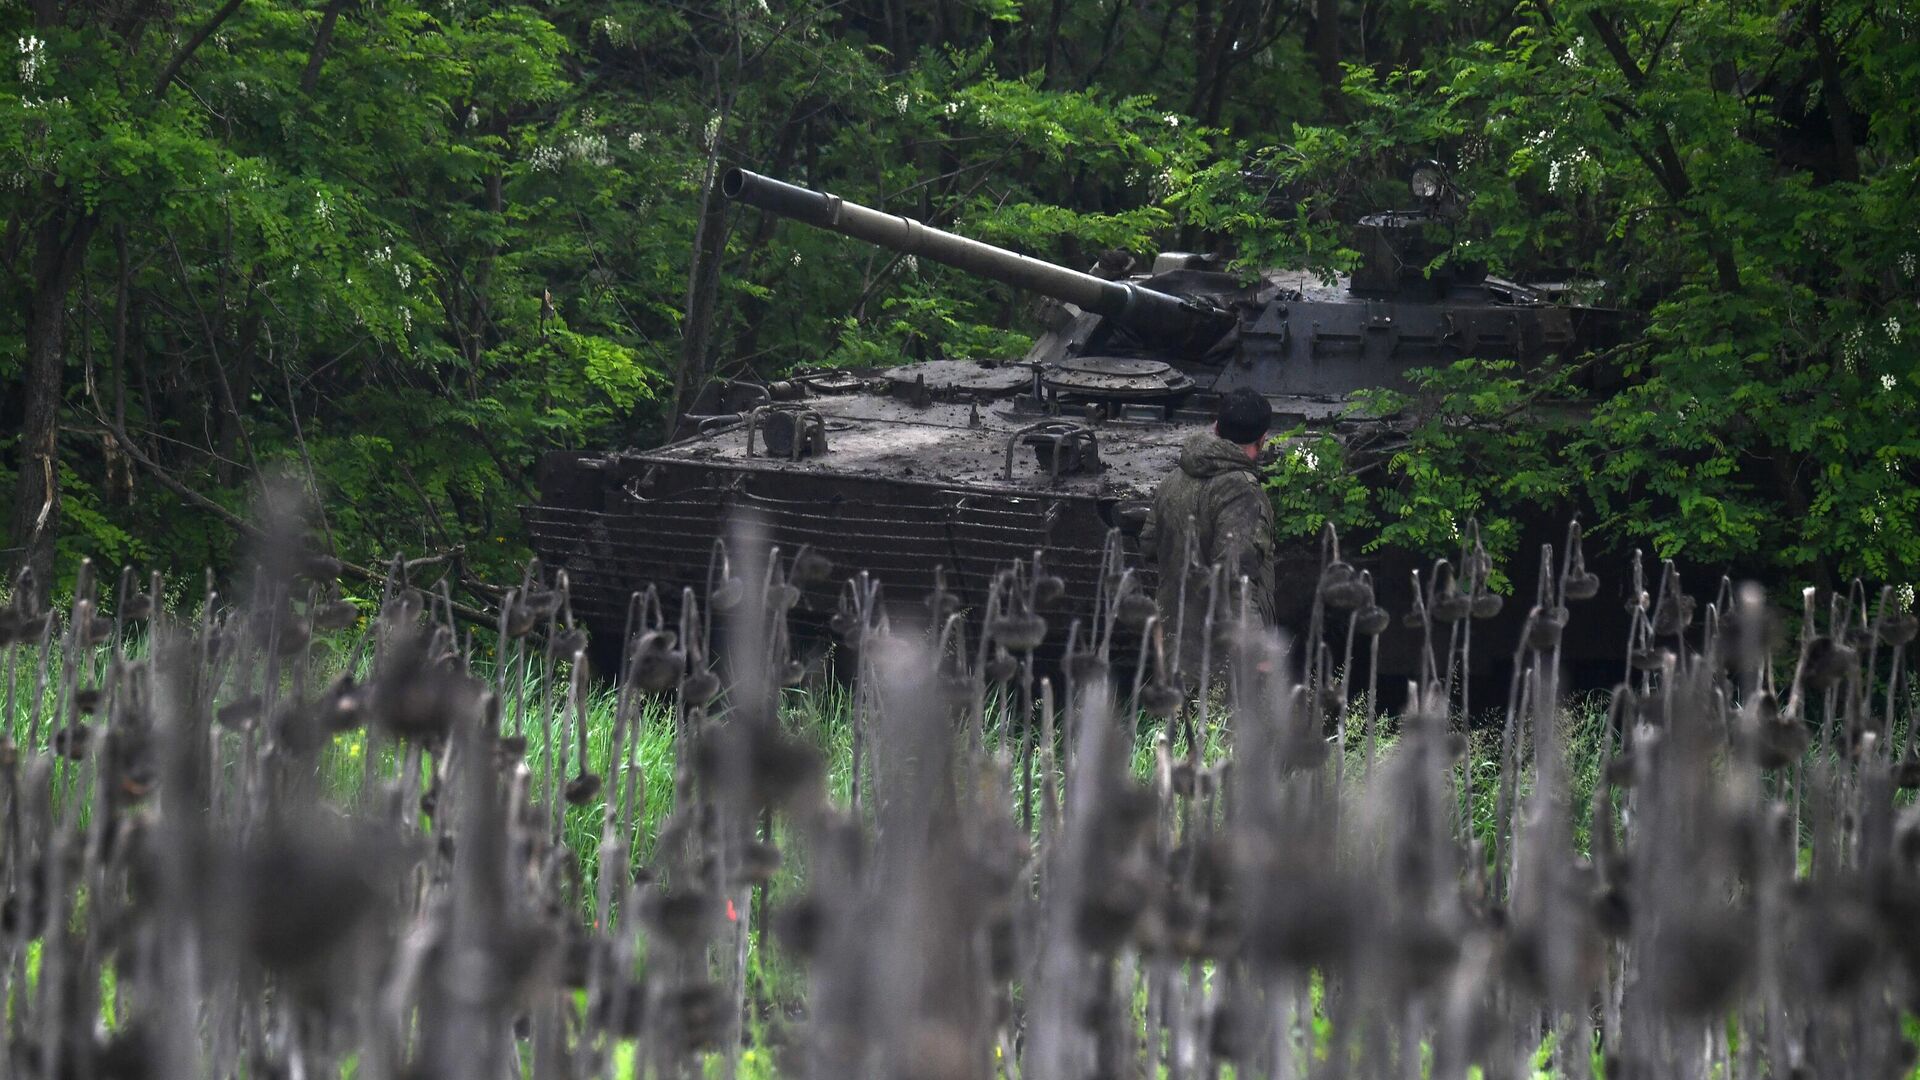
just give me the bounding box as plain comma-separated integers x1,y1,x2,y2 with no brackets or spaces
6,0,1253,591
1262,428,1375,541
822,285,1033,368
1171,136,1364,281
2,0,678,585
52,465,145,573
1232,0,1920,585
1371,359,1579,562
8,0,1920,599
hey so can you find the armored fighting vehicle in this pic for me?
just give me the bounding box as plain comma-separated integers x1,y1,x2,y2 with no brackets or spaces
527,165,1629,686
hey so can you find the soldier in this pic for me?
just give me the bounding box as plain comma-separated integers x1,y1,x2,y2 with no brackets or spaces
1139,387,1276,678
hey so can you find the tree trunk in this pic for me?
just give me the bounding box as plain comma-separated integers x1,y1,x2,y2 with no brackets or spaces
108,227,132,504
1770,449,1829,592
723,106,807,380
1191,0,1255,128
1190,0,1217,119
672,166,731,427
216,309,262,484
300,0,352,95
1812,5,1860,183
1313,0,1342,114
9,211,95,599
1039,0,1066,84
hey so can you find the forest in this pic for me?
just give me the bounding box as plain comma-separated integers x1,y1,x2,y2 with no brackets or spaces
4,0,1918,601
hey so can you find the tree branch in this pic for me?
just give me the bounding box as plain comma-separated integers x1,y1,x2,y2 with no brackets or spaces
1584,10,1741,292
300,0,352,95
1639,5,1687,83
162,231,261,474
81,412,500,630
153,0,247,100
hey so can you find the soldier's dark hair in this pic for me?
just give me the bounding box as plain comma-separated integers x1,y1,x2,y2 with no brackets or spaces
1215,387,1273,446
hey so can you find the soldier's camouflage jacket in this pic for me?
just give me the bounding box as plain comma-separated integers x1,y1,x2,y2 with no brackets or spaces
1139,431,1277,676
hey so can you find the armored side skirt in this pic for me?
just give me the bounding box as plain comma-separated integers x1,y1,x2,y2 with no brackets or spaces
524,451,1140,669
529,451,1632,706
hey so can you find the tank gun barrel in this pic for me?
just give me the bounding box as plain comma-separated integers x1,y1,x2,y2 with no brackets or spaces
722,169,1231,347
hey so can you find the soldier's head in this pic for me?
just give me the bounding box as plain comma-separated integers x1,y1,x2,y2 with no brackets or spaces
1215,387,1273,457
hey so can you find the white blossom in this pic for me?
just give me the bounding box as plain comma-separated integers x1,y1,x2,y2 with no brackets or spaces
1164,113,1181,128
399,307,413,333
1901,251,1917,278
901,254,918,274
1888,316,1904,343
1842,326,1864,372
627,131,648,152
894,93,910,116
314,193,334,227
943,101,962,118
1545,147,1593,193
1291,446,1320,471
790,252,802,266
565,131,612,167
1900,584,1916,612
702,113,721,148
395,263,413,290
530,145,565,172
19,35,45,86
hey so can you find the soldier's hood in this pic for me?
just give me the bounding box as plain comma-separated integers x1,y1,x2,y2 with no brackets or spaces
1178,431,1259,480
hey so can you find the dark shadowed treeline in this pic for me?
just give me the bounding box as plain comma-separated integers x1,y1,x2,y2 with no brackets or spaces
4,1,1919,603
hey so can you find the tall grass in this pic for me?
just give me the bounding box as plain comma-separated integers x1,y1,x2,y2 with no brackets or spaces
4,523,1920,1079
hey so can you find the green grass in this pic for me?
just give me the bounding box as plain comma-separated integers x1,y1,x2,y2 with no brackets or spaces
13,623,1904,1078
1,625,1620,891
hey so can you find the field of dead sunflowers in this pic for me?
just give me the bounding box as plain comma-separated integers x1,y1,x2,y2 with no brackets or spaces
4,509,1920,1080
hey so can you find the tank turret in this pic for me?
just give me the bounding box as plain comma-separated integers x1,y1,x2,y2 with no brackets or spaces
724,166,1626,416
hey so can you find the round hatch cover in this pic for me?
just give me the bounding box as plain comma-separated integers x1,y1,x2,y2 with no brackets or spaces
1043,356,1194,400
